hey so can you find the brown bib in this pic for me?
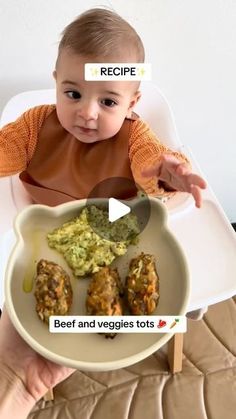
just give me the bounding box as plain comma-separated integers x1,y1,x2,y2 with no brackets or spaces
20,109,139,206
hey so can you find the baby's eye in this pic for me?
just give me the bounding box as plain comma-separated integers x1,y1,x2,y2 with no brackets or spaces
101,98,117,107
66,91,81,100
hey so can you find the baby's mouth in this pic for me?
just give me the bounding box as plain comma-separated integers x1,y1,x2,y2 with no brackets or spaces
77,126,97,134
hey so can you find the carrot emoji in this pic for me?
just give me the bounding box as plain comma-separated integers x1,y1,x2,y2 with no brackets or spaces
170,318,180,329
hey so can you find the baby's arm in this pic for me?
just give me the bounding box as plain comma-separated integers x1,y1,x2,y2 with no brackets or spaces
129,119,206,207
0,105,54,177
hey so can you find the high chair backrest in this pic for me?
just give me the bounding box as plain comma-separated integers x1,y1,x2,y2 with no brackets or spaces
0,83,182,234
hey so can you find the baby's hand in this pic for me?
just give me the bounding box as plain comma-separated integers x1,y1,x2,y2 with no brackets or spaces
142,154,207,208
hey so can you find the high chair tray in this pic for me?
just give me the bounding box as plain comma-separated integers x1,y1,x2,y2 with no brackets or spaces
169,197,236,310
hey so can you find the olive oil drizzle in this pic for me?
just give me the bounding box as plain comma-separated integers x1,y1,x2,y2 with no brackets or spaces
23,230,40,293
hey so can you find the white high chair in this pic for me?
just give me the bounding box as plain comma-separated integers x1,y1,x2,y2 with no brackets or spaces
1,83,236,374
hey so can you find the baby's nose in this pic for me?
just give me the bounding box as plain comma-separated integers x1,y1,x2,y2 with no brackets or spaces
77,102,98,121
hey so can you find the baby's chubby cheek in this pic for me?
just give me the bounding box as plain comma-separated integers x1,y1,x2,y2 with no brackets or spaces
102,126,119,139
56,108,70,129
103,118,125,137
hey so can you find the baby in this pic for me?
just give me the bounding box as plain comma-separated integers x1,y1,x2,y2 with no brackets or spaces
0,8,206,207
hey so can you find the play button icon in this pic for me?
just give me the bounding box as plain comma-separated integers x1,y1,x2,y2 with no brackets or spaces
86,176,151,241
108,198,130,222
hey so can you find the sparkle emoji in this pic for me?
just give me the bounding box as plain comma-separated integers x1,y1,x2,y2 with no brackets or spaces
90,68,99,77
137,67,145,77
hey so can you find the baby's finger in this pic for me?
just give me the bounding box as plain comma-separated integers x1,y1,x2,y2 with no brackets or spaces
190,184,202,208
187,173,207,189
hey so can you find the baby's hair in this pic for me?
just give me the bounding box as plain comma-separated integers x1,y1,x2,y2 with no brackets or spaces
57,8,145,63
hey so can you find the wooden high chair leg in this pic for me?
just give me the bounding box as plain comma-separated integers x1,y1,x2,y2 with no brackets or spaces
43,388,54,401
168,333,184,373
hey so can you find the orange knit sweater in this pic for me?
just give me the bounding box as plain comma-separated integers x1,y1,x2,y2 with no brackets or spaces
0,105,187,196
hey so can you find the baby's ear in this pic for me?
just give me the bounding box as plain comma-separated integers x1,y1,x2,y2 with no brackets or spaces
53,70,57,80
126,91,141,118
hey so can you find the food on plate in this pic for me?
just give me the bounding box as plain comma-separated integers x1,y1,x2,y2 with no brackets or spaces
86,204,139,242
86,267,123,315
125,253,160,315
86,267,124,338
34,259,73,323
47,205,139,277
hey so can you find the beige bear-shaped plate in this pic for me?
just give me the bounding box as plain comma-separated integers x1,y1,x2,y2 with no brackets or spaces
5,197,190,371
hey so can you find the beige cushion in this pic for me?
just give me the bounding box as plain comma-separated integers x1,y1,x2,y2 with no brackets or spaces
29,296,236,419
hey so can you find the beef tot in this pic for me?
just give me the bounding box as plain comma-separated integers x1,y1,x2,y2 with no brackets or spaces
34,259,73,323
86,267,123,338
125,253,159,315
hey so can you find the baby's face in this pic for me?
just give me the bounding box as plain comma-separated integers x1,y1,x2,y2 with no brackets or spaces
54,50,140,143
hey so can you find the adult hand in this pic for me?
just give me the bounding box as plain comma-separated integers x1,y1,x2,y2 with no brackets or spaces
0,307,75,417
142,154,207,208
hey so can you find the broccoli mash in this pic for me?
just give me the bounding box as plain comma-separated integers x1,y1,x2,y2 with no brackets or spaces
47,205,139,277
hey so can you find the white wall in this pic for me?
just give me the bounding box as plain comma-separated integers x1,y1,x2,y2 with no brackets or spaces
1,0,236,220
